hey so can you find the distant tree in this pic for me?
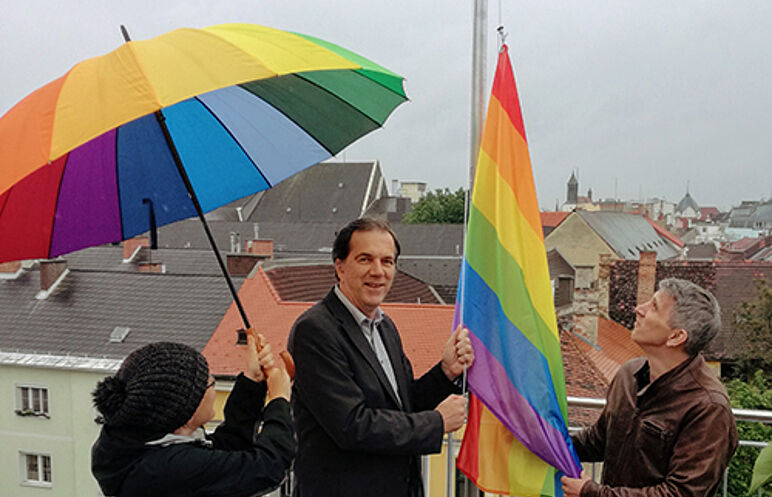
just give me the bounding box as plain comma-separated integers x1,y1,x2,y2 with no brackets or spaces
733,278,772,382
402,187,466,224
725,371,772,497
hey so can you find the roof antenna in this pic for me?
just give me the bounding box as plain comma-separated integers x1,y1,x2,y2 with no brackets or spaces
120,25,131,43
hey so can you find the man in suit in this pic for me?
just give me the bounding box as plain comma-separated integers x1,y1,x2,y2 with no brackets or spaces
288,217,473,497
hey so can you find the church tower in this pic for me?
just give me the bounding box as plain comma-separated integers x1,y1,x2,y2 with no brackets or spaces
567,171,578,205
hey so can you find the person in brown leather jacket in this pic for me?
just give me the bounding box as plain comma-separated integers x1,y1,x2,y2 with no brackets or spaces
562,278,738,497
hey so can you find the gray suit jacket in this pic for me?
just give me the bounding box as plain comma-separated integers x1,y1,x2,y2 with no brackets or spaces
287,289,458,497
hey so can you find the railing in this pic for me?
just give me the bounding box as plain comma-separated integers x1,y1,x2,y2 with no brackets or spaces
445,397,771,497
566,396,771,497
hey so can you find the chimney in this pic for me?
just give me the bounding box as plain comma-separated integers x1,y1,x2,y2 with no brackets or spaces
230,232,242,254
391,179,400,196
138,262,165,273
636,251,657,306
597,254,613,318
123,237,150,262
227,253,266,276
245,239,273,259
0,260,22,279
39,259,68,293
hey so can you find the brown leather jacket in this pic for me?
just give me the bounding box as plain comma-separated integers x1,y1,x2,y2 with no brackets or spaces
571,355,738,497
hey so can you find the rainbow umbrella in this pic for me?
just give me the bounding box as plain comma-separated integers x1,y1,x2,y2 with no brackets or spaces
0,23,406,329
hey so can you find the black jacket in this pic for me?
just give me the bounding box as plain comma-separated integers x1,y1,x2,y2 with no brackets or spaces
92,373,295,497
287,289,459,497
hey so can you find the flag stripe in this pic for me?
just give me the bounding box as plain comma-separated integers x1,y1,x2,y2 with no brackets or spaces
490,51,527,144
465,204,560,352
471,152,556,333
467,331,576,472
478,95,542,238
464,209,568,417
459,395,556,496
462,259,561,420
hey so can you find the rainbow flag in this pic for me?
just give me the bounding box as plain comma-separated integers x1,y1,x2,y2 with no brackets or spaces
455,45,581,496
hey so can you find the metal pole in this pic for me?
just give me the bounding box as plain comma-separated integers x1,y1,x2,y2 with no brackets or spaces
448,4,487,496
469,0,487,190
154,109,252,332
446,433,455,497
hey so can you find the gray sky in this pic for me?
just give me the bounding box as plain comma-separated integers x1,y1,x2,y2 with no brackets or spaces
1,1,770,211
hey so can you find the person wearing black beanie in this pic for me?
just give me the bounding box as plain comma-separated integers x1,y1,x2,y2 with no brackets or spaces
91,330,295,497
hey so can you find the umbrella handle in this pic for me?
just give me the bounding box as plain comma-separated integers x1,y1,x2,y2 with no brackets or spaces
249,328,295,380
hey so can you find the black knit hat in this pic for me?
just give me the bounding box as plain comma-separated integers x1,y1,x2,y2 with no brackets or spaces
93,342,210,436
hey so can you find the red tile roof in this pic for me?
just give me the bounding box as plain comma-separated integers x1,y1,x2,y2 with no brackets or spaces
725,237,758,252
561,331,609,427
700,207,720,221
572,317,643,383
644,215,684,248
203,268,453,377
265,264,442,304
540,211,570,228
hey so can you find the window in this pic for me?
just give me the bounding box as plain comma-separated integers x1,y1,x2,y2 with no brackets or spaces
15,385,50,418
20,452,52,486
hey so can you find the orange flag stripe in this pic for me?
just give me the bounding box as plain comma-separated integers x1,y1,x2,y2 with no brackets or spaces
479,94,543,240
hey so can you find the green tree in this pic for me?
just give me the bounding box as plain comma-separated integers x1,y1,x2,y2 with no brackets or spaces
725,371,772,497
734,278,772,382
401,187,466,224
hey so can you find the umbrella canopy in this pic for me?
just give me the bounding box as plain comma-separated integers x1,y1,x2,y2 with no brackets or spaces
0,23,407,263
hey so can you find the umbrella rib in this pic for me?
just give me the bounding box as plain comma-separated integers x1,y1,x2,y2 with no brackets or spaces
236,79,336,158
46,156,70,259
192,96,272,189
295,71,385,130
350,69,409,101
153,109,252,331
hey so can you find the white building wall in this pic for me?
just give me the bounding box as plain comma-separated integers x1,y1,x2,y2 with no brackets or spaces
1,362,112,497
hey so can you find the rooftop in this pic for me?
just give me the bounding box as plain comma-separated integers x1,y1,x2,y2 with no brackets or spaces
571,317,643,383
577,211,680,260
0,266,241,359
261,262,443,304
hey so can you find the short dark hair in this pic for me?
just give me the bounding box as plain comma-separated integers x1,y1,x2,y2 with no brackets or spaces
332,218,401,264
658,278,721,355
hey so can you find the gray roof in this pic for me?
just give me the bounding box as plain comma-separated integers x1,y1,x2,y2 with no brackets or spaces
156,220,465,258
397,256,462,287
244,161,387,223
66,246,230,276
547,248,575,278
750,202,772,224
0,267,243,359
578,211,680,260
393,224,464,256
684,243,718,260
676,192,700,214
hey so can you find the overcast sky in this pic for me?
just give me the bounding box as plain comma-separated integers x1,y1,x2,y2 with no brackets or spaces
1,1,770,211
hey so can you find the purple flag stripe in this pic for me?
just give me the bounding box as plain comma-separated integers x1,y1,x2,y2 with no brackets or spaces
467,331,581,476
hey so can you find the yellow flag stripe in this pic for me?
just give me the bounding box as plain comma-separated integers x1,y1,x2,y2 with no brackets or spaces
471,152,557,336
